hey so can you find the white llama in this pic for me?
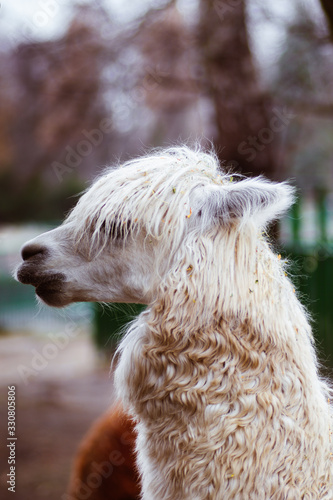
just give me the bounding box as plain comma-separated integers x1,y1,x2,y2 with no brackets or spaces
16,146,333,499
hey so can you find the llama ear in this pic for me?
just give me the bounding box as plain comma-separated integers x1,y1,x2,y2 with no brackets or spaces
192,177,296,229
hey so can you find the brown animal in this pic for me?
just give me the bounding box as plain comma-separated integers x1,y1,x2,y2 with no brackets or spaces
67,403,140,500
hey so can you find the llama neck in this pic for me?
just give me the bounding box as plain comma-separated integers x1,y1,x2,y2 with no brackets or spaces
116,304,332,499
157,226,312,346
115,227,333,499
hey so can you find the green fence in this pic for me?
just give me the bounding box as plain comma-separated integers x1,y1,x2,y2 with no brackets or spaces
285,246,333,372
0,276,93,334
93,303,145,352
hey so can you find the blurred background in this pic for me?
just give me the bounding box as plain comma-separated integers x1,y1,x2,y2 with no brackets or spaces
1,0,333,498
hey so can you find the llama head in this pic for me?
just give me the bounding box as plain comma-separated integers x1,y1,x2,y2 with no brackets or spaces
15,147,295,307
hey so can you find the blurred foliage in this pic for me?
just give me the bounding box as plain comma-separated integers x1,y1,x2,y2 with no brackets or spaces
272,2,333,193
0,169,84,222
1,0,333,223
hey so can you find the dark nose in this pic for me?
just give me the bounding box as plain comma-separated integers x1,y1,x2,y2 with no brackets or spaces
21,243,48,261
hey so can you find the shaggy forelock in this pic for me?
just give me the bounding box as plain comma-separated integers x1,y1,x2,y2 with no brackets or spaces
64,145,295,272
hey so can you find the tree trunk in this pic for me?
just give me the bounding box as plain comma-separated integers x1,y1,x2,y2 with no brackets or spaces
197,0,278,179
320,0,333,40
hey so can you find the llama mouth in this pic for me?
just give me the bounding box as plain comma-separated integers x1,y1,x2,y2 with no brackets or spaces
35,281,65,307
16,264,70,307
16,263,65,289
36,280,64,295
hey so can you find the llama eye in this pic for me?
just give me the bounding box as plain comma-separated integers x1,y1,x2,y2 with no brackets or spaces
110,222,123,239
97,221,121,238
110,219,132,239
90,218,131,240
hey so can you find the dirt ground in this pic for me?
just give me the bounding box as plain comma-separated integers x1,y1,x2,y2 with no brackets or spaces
0,332,116,500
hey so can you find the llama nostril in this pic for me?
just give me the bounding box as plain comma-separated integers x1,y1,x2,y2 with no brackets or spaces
21,244,48,261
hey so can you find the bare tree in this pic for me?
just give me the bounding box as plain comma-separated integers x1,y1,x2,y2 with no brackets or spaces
11,4,111,187
197,0,277,178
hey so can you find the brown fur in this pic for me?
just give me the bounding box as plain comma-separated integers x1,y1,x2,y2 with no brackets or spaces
67,403,140,500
